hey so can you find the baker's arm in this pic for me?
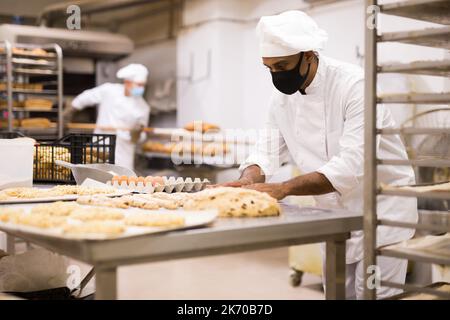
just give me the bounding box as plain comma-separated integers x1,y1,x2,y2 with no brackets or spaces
244,171,334,200
64,85,105,123
217,164,266,188
247,79,365,200
71,86,104,111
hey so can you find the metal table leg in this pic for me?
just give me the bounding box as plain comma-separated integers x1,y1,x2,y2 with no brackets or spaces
325,238,346,300
6,235,15,254
95,266,117,300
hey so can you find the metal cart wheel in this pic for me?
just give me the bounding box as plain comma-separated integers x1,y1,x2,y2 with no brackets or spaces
289,268,304,287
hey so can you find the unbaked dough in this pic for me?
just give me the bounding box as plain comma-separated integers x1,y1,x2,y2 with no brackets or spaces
125,213,185,227
183,187,280,217
31,201,79,216
63,221,125,237
77,195,131,209
69,207,124,221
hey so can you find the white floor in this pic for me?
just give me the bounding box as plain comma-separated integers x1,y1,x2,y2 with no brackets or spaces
112,248,324,300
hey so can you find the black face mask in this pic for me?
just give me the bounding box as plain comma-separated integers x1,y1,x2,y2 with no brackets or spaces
270,52,311,95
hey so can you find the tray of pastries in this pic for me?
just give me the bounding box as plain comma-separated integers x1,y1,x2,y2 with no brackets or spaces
0,201,218,240
0,185,130,205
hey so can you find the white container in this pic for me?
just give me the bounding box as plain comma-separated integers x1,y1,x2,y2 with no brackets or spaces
0,138,34,189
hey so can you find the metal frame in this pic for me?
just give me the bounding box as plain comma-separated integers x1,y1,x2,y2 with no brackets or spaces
364,0,450,300
0,40,63,138
0,204,362,300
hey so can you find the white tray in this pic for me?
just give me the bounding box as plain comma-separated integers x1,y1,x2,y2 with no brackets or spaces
0,203,218,240
0,188,131,205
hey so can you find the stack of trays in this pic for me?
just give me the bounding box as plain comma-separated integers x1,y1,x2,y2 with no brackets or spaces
106,177,210,194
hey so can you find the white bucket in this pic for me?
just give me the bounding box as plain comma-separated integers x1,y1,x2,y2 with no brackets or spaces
0,138,34,189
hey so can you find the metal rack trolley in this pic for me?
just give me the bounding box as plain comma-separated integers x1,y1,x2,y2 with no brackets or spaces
0,40,63,138
364,0,450,300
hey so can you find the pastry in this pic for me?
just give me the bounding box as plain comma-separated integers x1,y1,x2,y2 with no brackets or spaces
183,187,280,217
70,207,124,221
63,221,125,237
2,187,49,199
150,192,191,207
125,212,185,227
31,201,79,216
24,99,53,110
184,121,220,133
49,185,117,196
77,195,131,209
122,195,160,210
0,208,24,222
20,118,52,128
10,213,66,228
132,194,178,210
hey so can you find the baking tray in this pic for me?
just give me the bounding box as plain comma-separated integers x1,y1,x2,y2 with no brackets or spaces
0,203,218,240
0,188,131,205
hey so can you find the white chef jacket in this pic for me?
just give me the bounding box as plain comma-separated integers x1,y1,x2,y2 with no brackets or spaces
240,55,418,264
72,83,150,169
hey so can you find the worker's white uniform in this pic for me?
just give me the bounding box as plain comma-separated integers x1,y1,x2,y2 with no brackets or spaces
72,83,150,169
240,55,418,299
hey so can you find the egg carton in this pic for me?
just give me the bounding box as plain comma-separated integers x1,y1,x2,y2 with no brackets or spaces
106,177,210,194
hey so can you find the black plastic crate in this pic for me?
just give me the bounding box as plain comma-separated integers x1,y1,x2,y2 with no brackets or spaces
1,132,116,184
34,134,116,184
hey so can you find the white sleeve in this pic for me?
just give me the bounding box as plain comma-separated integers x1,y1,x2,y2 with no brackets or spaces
316,79,370,195
71,85,104,110
239,102,289,178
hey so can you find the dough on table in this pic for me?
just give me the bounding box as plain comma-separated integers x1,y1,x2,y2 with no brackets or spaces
77,195,131,209
131,194,179,210
31,201,79,216
69,207,124,221
184,187,280,218
149,192,191,207
0,208,24,222
10,213,67,228
2,187,48,199
50,185,116,196
125,213,185,227
63,221,125,237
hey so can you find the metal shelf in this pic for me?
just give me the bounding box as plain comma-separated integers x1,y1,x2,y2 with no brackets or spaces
377,92,450,104
379,218,450,234
381,0,450,25
379,237,450,266
379,188,450,200
379,59,450,77
13,68,58,76
379,26,450,49
0,108,57,113
11,89,58,95
378,158,450,167
364,0,449,300
383,281,450,300
378,127,450,135
11,58,56,67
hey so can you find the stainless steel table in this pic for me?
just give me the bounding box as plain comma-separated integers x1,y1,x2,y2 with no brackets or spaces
0,204,362,300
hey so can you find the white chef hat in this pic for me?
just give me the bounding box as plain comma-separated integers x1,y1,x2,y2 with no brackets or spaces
256,10,328,58
116,63,149,83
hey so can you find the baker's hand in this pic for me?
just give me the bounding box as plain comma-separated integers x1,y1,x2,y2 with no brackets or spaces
207,178,253,189
243,183,288,200
130,125,144,143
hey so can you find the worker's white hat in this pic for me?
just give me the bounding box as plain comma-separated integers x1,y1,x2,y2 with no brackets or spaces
116,63,149,83
256,10,328,57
